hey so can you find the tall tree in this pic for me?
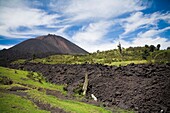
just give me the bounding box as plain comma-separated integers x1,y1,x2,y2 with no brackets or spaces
157,44,161,50
145,44,149,48
117,42,122,55
149,45,156,52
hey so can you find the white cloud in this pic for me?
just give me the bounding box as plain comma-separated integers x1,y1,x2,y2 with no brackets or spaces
0,0,169,52
138,27,170,38
72,21,113,43
50,0,144,22
0,0,145,39
76,42,117,52
130,36,170,49
3,26,68,39
71,21,117,52
117,28,170,50
77,27,170,52
0,0,61,39
0,0,79,40
0,44,14,50
121,12,170,35
0,7,59,28
0,0,26,8
130,27,170,49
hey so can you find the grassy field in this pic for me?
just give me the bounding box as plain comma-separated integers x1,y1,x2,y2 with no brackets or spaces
106,60,147,66
0,66,65,93
0,66,134,113
27,90,111,113
0,92,49,113
12,47,170,66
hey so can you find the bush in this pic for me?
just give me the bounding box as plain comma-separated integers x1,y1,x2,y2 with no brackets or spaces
154,51,170,64
142,49,150,60
149,45,156,52
73,83,83,95
0,76,13,85
26,71,44,83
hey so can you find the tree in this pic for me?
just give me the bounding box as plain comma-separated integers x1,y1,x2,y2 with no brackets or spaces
117,42,122,55
167,47,170,50
157,44,161,50
145,45,149,48
142,49,149,60
149,45,156,52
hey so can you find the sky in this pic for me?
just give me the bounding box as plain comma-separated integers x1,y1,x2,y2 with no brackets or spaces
0,0,170,52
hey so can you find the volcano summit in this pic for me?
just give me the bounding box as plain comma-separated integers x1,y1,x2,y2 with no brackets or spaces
0,34,88,65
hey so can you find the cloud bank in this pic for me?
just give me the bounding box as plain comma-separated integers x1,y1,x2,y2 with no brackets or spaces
0,0,169,52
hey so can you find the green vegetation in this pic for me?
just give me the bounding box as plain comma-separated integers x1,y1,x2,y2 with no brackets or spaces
0,66,65,93
11,59,27,64
106,60,147,66
27,90,111,113
20,45,169,66
1,66,132,113
148,49,170,64
0,92,49,113
3,45,168,113
29,48,147,66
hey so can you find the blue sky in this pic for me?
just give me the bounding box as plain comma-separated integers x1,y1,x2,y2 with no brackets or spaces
0,0,170,52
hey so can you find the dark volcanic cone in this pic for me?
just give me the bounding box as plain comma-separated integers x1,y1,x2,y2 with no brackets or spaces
0,34,88,65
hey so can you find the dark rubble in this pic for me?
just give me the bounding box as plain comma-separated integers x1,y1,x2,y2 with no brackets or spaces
9,63,170,113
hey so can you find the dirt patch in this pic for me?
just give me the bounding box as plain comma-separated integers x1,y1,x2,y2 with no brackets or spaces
9,86,28,91
46,89,67,99
31,99,68,113
0,87,68,113
9,63,170,113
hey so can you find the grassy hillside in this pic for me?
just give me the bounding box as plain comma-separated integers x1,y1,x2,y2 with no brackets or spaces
0,92,49,113
0,66,133,113
148,49,170,63
12,46,170,66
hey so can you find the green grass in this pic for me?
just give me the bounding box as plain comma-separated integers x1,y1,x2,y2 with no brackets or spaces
148,49,170,63
0,83,30,90
0,66,66,94
12,47,170,66
0,66,134,113
17,47,146,65
27,89,112,113
0,66,114,113
30,55,147,66
11,59,26,64
0,92,49,113
106,60,147,66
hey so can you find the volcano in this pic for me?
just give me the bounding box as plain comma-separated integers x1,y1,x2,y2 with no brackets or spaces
0,34,88,65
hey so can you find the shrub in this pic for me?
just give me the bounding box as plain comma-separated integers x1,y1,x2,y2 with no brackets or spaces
149,45,156,52
26,71,44,83
142,49,150,60
0,76,13,85
154,51,170,64
73,83,83,95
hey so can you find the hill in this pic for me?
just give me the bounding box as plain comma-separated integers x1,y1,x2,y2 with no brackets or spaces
0,34,88,66
17,46,169,66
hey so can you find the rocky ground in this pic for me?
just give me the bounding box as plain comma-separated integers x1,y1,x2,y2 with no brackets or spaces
10,63,170,113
